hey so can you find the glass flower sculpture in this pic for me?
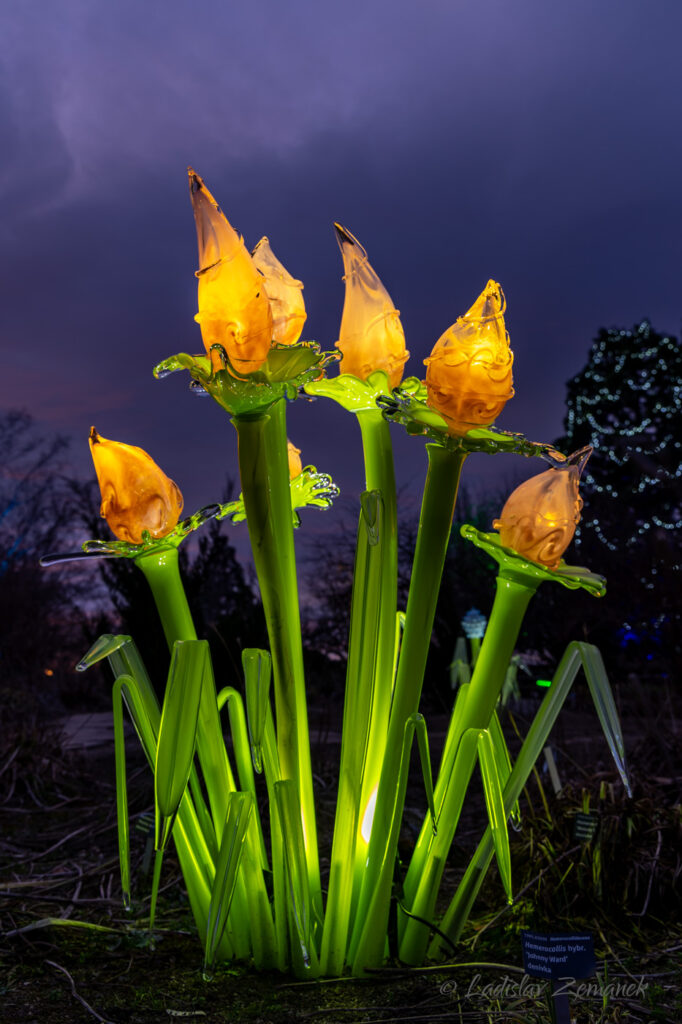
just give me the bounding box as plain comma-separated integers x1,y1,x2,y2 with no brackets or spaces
189,168,273,374
424,279,514,436
493,446,592,569
89,427,183,544
252,236,307,346
334,223,409,388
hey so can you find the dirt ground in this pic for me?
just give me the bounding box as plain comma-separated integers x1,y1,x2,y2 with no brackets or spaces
1,694,681,1024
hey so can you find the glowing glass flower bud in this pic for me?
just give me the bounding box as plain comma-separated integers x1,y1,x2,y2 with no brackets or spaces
189,168,273,374
424,280,514,436
89,427,183,544
252,236,307,346
287,440,303,479
334,223,409,388
492,447,592,570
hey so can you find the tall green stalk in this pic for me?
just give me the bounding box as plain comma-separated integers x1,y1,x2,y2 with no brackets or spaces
350,444,466,974
233,399,322,927
320,410,398,975
354,410,399,848
399,568,541,964
136,547,235,831
136,547,275,964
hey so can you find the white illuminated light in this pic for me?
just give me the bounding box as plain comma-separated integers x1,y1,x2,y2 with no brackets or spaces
360,787,378,844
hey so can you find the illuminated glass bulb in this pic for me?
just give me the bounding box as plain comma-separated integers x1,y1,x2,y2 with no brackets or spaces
251,236,307,346
424,280,514,436
89,427,183,544
189,168,273,374
287,440,303,479
334,223,409,388
493,447,592,569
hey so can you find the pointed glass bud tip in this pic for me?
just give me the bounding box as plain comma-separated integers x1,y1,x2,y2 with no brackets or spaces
89,428,183,545
493,446,592,570
188,168,273,373
334,222,409,389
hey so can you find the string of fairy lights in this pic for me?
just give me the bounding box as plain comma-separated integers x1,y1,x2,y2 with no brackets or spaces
558,321,682,575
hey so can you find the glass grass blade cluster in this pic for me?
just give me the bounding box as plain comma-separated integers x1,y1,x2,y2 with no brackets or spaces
49,169,631,978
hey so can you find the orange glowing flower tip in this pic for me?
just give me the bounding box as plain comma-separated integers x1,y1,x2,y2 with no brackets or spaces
89,427,184,545
187,167,240,275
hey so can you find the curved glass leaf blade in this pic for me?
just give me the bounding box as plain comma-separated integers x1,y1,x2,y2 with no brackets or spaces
154,640,207,851
477,729,512,903
204,792,253,970
242,648,272,774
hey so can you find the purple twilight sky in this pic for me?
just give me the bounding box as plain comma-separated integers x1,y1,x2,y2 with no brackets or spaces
1,0,681,542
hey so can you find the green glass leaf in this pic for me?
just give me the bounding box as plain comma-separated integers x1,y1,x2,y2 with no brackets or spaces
204,792,253,972
377,380,567,461
461,525,607,597
77,633,130,670
79,635,160,757
149,847,164,935
412,715,436,832
216,684,269,869
577,643,631,797
153,351,211,381
434,640,631,954
396,727,480,966
154,640,208,851
289,466,340,517
154,342,336,418
112,674,135,911
274,779,313,971
248,341,338,384
43,503,223,564
476,729,512,904
241,649,272,774
488,710,521,829
217,465,339,529
305,369,392,412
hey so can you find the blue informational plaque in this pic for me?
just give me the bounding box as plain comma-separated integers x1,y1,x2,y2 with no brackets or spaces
521,931,595,980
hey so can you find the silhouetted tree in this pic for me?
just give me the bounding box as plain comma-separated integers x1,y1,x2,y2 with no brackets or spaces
0,410,90,715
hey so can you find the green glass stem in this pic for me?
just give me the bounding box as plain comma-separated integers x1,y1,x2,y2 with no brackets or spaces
354,410,398,851
350,444,466,974
399,569,540,964
136,548,257,959
233,400,321,922
321,411,398,975
320,490,384,975
135,548,236,832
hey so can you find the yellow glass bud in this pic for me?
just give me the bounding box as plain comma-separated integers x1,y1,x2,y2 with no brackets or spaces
252,237,307,346
189,168,273,374
334,223,409,388
424,280,514,436
89,427,183,544
493,448,592,570
287,440,303,479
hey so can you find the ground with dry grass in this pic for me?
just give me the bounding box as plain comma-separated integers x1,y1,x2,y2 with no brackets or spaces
1,692,681,1024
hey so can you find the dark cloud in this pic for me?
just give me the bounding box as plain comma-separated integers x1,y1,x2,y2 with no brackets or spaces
0,0,681,536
